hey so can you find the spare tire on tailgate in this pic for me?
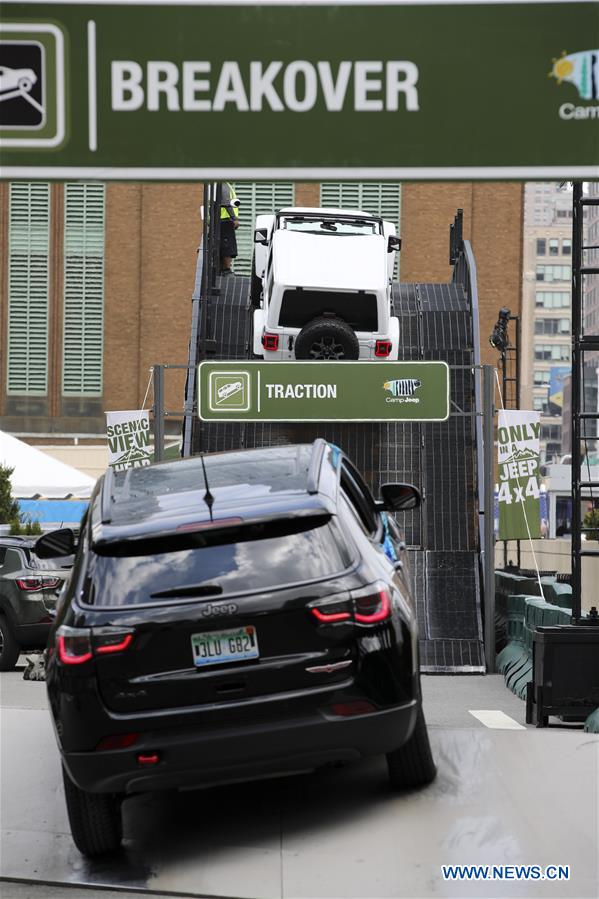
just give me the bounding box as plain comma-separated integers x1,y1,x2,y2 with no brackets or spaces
294,317,359,360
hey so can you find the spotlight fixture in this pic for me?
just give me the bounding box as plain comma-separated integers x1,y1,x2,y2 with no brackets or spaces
489,307,511,353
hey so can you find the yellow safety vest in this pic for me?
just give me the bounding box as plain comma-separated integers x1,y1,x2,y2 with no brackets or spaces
220,183,239,221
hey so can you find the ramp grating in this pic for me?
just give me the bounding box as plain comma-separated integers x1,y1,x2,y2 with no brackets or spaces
190,275,484,672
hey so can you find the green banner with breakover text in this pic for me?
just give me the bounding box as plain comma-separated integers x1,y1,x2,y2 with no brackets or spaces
1,2,598,178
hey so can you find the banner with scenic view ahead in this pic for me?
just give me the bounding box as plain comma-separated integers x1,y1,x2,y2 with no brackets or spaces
197,361,449,422
497,409,542,541
1,2,598,179
106,410,152,471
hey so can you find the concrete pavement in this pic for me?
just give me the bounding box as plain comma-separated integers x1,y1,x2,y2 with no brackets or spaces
1,666,597,899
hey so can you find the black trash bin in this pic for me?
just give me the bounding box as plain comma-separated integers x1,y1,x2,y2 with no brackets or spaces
526,625,599,727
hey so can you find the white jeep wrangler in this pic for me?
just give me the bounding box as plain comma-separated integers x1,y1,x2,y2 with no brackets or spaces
251,207,401,361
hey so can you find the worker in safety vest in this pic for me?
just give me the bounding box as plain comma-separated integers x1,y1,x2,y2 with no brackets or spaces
220,182,240,275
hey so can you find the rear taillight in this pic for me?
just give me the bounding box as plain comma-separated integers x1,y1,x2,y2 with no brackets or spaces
262,332,279,351
352,586,392,624
375,340,392,357
57,627,93,665
310,583,392,626
309,595,352,623
56,625,134,666
311,606,352,623
95,632,134,654
16,576,61,592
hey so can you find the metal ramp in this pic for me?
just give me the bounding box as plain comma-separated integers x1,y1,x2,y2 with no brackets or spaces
188,266,484,672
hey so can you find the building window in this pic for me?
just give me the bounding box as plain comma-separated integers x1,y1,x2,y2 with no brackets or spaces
7,182,50,395
62,183,106,396
541,424,562,442
535,291,570,309
232,182,295,275
533,397,545,412
534,344,570,361
534,369,551,385
544,442,562,463
534,318,570,336
549,238,559,257
536,238,546,256
320,182,401,278
536,264,572,282
562,238,572,256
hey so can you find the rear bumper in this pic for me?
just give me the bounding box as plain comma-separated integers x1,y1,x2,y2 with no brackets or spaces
62,700,419,795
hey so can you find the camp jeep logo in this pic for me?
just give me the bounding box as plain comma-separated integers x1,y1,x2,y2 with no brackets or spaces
550,48,599,120
383,378,422,404
0,23,65,147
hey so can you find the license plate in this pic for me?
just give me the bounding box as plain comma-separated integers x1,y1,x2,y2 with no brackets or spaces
191,626,259,667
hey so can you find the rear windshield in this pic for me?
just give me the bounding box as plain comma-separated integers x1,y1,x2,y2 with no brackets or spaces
84,518,353,607
28,553,74,570
110,445,312,524
8,545,74,571
279,290,378,331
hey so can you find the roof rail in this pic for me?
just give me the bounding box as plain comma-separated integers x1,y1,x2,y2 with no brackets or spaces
101,467,114,524
307,439,327,494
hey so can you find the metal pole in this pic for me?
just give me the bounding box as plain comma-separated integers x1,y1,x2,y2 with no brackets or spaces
514,314,522,571
500,349,509,570
571,182,582,622
482,364,496,672
153,364,165,463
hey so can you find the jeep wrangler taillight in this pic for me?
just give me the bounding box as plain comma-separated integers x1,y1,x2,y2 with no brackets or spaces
262,333,279,351
375,340,392,357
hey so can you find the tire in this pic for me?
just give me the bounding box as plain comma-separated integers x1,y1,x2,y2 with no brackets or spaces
0,615,20,671
250,252,263,309
386,707,437,789
294,316,359,360
62,764,123,857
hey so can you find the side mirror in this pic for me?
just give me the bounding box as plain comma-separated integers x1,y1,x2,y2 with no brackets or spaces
387,235,401,253
35,527,76,559
379,483,421,512
254,228,268,246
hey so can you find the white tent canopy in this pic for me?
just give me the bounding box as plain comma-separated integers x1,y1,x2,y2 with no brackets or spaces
0,431,96,499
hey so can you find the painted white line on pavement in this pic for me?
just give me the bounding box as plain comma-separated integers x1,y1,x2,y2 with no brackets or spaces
469,709,526,730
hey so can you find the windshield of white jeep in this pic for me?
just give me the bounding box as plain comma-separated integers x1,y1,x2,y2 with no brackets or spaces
280,215,380,236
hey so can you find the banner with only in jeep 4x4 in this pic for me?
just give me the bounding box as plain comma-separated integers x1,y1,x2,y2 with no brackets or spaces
1,2,598,178
197,362,449,423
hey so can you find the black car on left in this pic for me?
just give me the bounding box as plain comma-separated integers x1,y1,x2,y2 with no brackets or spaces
0,536,73,670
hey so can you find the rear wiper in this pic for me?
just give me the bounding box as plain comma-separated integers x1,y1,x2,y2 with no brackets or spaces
150,583,223,599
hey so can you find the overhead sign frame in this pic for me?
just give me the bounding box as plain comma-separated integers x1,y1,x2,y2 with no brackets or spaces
1,0,598,180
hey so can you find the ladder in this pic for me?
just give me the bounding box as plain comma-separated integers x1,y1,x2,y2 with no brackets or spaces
571,182,599,624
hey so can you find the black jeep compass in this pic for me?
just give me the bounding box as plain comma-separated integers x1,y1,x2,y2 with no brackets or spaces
43,440,435,857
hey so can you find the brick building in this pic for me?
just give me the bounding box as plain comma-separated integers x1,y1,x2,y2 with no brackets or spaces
0,180,523,455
